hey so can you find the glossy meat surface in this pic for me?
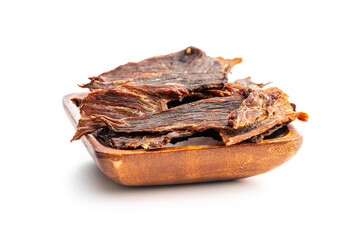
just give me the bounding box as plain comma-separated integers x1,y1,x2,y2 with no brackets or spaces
81,46,242,91
71,47,307,149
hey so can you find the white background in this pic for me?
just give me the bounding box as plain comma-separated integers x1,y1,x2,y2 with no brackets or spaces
1,1,359,239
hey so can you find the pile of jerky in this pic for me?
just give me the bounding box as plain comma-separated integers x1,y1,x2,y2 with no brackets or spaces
71,47,308,149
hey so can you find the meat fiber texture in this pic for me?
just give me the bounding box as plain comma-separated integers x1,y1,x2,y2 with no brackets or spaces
71,47,308,149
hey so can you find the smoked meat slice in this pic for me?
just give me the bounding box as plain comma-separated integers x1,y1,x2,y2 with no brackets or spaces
81,46,242,91
71,84,189,141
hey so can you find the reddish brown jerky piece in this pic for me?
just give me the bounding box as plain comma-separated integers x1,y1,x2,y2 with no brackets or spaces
228,86,275,129
95,86,308,147
199,77,269,99
95,96,246,133
247,122,289,143
110,131,194,149
219,88,308,145
96,129,222,150
81,46,242,91
232,77,271,89
219,112,307,146
98,123,290,149
71,84,189,141
92,85,288,135
70,97,82,107
81,72,228,92
228,87,307,129
72,78,260,143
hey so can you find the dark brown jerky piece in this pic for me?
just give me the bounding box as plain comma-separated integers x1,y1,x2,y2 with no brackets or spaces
96,86,308,146
95,46,241,80
195,77,269,99
232,77,271,89
81,46,242,91
219,88,308,145
96,97,245,133
71,97,82,107
228,86,292,129
164,77,269,109
219,115,305,146
71,84,189,141
93,86,299,135
96,129,223,149
247,122,289,143
110,131,193,149
81,72,227,92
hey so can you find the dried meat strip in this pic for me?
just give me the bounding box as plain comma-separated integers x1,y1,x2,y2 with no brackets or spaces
219,88,308,145
71,84,189,141
81,46,242,91
71,97,82,107
164,77,268,108
97,122,289,149
70,46,308,148
228,87,307,129
195,77,269,99
95,96,246,133
228,86,276,129
110,131,194,149
91,78,270,136
81,72,227,92
93,86,307,146
72,78,263,142
95,46,241,80
96,129,223,149
246,122,289,143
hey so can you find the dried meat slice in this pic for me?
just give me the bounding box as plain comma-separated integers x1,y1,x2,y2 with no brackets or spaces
219,88,308,145
72,78,263,143
246,122,290,143
228,87,307,129
219,112,307,146
95,129,222,149
81,46,242,91
110,131,194,149
71,84,189,141
95,96,246,133
196,77,269,99
81,72,227,92
94,86,308,147
162,77,269,110
227,86,275,129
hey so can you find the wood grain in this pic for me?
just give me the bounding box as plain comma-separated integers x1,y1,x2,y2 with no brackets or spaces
63,92,303,186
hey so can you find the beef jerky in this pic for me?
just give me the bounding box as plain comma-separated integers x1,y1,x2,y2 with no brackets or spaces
72,78,262,142
228,87,307,129
232,77,271,89
110,131,194,149
95,96,246,133
95,46,241,79
247,122,289,143
219,88,308,145
71,97,82,107
93,86,296,134
95,86,307,146
71,84,189,141
97,129,222,150
81,46,242,91
81,72,227,92
196,77,269,99
219,112,307,146
221,77,270,98
166,77,268,108
228,85,275,129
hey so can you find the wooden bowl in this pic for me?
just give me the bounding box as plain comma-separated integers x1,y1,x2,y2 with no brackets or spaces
63,93,303,186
